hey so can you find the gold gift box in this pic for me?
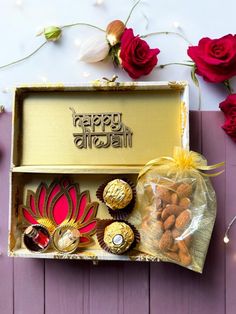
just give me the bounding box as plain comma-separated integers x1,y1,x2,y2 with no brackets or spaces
8,80,189,261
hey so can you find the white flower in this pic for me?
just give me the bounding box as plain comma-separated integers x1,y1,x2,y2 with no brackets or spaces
78,33,110,63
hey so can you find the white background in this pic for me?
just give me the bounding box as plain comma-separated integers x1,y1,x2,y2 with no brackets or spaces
0,0,235,111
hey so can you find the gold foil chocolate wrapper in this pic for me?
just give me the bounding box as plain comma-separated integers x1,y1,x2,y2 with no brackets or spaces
104,221,134,254
103,179,133,210
96,219,140,255
96,178,136,220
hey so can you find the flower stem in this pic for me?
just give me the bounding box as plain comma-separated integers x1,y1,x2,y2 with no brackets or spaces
224,80,234,94
0,41,47,70
0,22,104,71
141,31,192,45
197,81,202,111
61,22,105,32
157,62,194,69
125,0,141,26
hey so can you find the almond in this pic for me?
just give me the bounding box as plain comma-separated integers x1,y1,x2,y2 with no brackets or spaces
179,197,191,209
184,235,192,248
171,193,179,205
161,207,170,221
156,186,171,203
176,183,192,198
177,240,189,254
175,209,191,230
169,242,179,252
160,207,168,221
166,204,184,216
169,182,179,191
178,239,192,266
159,230,173,251
179,250,192,266
164,214,175,230
172,228,181,239
165,251,180,262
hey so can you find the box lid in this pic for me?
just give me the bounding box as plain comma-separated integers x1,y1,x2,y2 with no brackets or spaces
12,81,189,173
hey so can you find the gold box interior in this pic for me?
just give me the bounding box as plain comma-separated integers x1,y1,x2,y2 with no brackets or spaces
11,173,137,256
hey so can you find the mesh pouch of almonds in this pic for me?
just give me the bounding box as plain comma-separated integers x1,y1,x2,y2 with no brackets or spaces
135,147,224,273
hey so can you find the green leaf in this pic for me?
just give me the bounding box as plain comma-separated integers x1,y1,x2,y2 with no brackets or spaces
109,43,121,67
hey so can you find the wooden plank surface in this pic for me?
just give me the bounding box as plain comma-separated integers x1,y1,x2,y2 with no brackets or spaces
187,112,226,314
123,263,149,314
0,113,13,314
88,262,123,314
45,260,89,314
14,259,45,314
225,132,236,314
0,111,235,314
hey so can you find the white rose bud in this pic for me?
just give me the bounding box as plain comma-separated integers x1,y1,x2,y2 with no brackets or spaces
79,33,110,63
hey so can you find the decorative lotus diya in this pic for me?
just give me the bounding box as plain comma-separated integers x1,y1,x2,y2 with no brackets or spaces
19,179,98,251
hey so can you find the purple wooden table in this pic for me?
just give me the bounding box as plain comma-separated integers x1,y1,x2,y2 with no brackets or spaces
0,111,235,314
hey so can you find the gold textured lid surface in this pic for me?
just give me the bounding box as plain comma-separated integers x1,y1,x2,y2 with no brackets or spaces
12,85,188,169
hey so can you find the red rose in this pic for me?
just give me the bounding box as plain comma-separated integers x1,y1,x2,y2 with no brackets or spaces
219,94,236,141
187,34,236,83
119,28,160,79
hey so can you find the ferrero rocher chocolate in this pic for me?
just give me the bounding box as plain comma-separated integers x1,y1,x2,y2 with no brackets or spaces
103,222,134,254
103,179,133,210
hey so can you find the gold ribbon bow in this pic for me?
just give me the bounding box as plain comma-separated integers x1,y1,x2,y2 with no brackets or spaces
138,147,225,180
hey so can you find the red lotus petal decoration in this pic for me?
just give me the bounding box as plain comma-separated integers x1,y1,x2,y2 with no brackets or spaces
19,179,98,247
